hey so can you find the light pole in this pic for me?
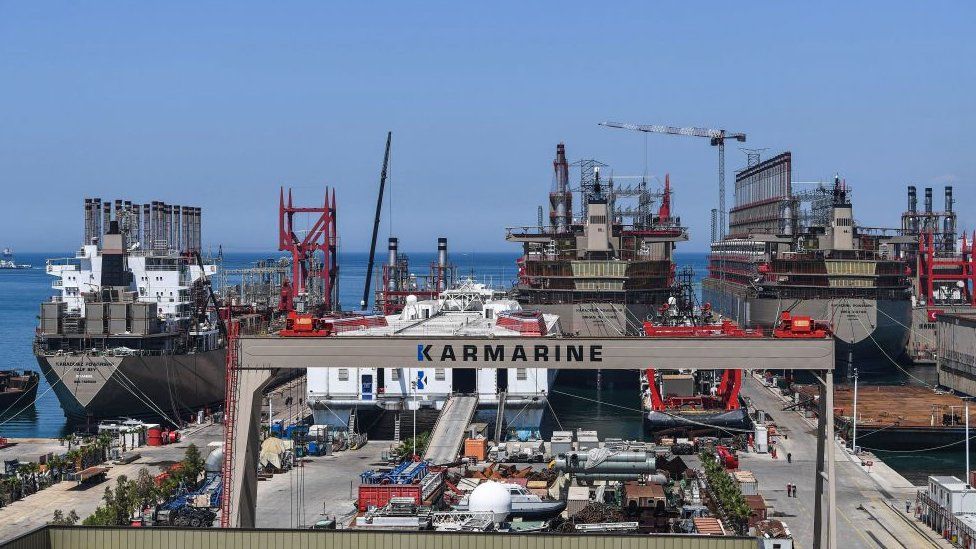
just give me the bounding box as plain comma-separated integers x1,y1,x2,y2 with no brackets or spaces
410,378,417,458
851,367,858,454
966,397,972,486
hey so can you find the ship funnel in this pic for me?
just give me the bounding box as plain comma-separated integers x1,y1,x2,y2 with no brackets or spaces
437,237,448,290
388,237,398,267
908,186,917,213
925,187,933,213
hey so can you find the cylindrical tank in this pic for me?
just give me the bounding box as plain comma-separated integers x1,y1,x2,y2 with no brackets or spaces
908,185,917,213
147,427,162,447
437,238,448,290
925,187,933,213
554,451,657,475
573,473,668,483
468,481,512,523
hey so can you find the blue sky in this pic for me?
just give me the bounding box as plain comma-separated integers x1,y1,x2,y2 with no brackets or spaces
1,2,973,253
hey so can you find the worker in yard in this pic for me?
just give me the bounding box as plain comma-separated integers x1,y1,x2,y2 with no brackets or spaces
787,452,792,463
906,500,911,513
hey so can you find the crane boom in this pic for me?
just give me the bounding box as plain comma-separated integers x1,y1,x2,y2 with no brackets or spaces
600,121,745,141
599,120,746,240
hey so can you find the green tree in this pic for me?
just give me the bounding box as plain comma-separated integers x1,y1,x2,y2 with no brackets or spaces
181,444,205,486
51,509,79,525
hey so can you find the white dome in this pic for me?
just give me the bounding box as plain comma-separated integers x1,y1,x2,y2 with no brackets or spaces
205,446,223,473
406,294,418,304
469,481,512,522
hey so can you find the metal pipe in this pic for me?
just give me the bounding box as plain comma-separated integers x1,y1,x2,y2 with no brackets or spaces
908,185,917,213
925,187,933,213
946,186,954,213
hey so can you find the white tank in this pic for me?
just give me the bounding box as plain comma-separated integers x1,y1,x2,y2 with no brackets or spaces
468,481,512,522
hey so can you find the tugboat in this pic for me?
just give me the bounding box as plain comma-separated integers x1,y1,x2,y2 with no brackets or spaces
641,269,830,434
0,371,40,412
0,248,31,270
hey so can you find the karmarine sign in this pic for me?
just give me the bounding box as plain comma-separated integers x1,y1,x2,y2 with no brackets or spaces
417,343,603,363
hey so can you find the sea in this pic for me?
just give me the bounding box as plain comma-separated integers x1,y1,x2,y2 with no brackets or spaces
0,250,965,483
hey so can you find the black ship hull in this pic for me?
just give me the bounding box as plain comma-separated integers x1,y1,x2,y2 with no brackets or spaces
644,407,752,434
0,372,39,413
36,349,226,423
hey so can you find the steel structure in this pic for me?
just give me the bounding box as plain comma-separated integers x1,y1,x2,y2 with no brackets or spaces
362,132,392,309
278,187,339,312
220,333,837,548
599,121,746,240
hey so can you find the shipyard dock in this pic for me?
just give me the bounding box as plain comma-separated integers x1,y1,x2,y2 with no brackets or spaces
794,383,975,450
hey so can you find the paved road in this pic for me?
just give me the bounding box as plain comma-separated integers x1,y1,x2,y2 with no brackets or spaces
255,439,393,528
741,375,951,548
0,423,222,543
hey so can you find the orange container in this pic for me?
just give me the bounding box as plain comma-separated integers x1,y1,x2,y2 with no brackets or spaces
464,438,488,461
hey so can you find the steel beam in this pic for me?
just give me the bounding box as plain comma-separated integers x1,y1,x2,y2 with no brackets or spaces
224,334,835,532
238,336,834,371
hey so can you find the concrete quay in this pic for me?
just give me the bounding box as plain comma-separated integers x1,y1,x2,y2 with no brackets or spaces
742,374,952,548
254,439,394,528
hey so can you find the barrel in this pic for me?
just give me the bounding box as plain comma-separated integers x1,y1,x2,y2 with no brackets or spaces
147,427,163,447
168,431,179,444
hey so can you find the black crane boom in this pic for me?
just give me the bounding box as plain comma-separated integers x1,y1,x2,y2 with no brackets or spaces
362,131,392,310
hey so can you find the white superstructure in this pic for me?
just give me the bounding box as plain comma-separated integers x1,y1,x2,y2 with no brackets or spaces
46,243,217,319
307,280,561,439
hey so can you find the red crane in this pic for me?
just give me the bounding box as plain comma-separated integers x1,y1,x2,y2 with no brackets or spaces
278,186,338,312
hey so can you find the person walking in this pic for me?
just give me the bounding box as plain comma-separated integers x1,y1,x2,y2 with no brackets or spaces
787,452,792,464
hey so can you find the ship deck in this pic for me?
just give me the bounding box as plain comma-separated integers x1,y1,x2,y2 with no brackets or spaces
795,383,970,429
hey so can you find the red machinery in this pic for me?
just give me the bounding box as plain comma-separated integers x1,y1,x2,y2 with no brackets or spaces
278,187,338,312
716,445,739,469
642,313,830,414
771,311,831,339
916,230,976,308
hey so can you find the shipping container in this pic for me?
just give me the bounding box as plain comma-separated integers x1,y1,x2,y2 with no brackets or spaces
357,484,421,511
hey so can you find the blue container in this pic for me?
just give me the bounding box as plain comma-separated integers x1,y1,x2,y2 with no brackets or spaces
308,441,320,456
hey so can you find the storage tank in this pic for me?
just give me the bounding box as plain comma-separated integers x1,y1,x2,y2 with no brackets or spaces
468,481,512,523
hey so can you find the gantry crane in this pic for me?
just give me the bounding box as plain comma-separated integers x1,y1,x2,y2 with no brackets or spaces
599,121,746,240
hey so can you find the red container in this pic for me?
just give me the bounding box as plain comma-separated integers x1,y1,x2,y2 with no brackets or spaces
357,484,421,511
168,431,179,444
147,427,163,447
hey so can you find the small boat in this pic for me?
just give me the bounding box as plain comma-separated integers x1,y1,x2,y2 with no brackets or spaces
0,371,40,411
454,483,566,520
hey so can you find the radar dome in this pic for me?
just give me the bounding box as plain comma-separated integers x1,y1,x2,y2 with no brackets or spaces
406,295,419,304
469,481,512,522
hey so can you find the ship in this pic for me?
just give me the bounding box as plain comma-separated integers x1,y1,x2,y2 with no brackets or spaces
641,272,830,434
701,152,912,364
306,238,562,441
0,371,40,412
506,143,688,338
34,198,226,424
0,248,31,270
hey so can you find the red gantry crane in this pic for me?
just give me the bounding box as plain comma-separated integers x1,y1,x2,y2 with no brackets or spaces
278,186,339,313
599,121,746,240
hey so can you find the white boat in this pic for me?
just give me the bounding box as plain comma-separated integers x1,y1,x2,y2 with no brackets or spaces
306,278,562,440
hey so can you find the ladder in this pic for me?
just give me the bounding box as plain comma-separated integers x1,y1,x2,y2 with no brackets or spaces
218,320,240,528
348,410,357,435
394,413,401,443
